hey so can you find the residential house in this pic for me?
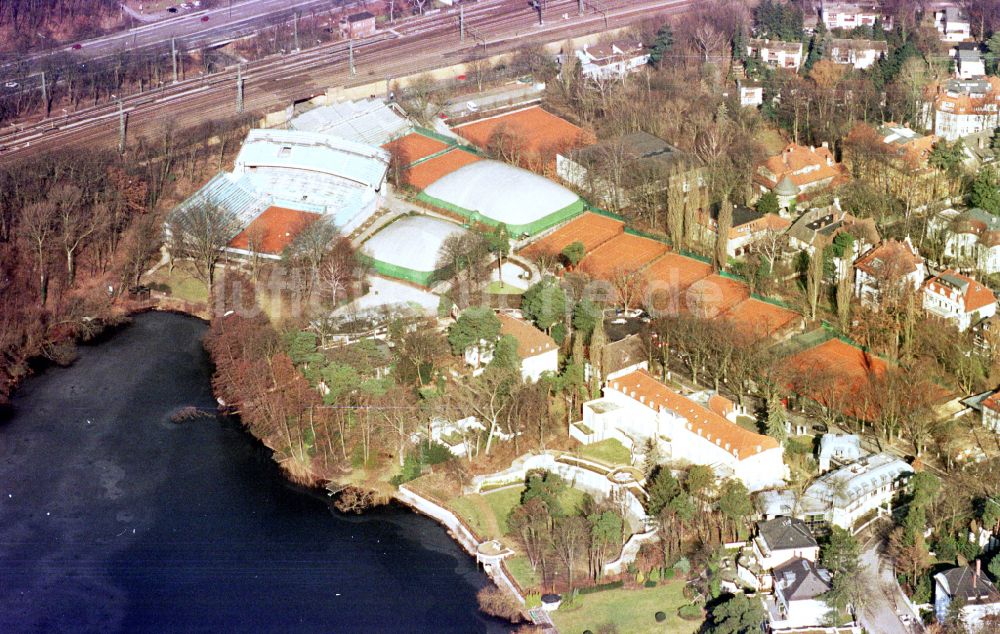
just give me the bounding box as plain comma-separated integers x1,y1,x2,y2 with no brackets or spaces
934,562,1000,628
557,131,705,209
785,202,880,273
956,45,986,80
572,369,787,492
922,270,997,331
747,39,804,71
768,557,834,630
980,390,1000,433
932,77,1000,141
754,517,820,570
938,208,1000,274
820,1,889,30
464,314,558,382
868,122,940,207
818,433,863,473
498,314,558,382
430,416,486,457
797,452,914,532
854,238,927,308
936,6,972,42
575,40,650,81
755,143,846,198
828,38,888,69
596,333,648,383
696,205,791,259
738,79,764,108
739,516,820,592
960,129,1000,168
340,11,376,39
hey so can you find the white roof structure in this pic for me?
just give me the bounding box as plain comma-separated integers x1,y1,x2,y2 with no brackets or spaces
364,215,469,274
423,160,579,227
818,433,863,472
171,172,270,228
289,99,411,146
801,452,912,513
235,129,389,190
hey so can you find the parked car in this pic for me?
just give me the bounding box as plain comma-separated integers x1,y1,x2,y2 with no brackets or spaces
4,81,18,88
71,43,82,50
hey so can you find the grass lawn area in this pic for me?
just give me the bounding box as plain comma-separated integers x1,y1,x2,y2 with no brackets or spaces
735,415,761,434
579,438,631,466
505,555,541,590
448,496,492,538
452,485,594,540
551,580,701,634
485,281,524,295
143,262,209,304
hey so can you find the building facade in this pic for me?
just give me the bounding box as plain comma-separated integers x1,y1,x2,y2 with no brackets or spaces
922,270,997,331
932,77,1000,141
828,38,887,69
747,39,804,71
573,370,787,492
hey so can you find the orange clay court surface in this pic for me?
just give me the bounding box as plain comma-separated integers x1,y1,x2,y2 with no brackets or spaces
453,106,590,155
579,234,669,280
644,252,713,290
405,149,481,190
723,298,799,338
383,132,450,163
521,213,624,257
788,338,886,380
683,275,750,318
228,206,321,255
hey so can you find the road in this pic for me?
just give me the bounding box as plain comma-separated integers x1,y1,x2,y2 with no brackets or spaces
0,0,699,163
858,534,924,634
1,0,357,72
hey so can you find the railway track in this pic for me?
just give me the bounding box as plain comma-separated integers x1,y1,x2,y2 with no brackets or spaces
0,0,697,163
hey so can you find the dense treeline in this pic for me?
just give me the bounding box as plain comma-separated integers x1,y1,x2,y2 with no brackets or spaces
0,114,254,405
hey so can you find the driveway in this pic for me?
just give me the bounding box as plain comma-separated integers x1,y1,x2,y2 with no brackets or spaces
858,538,923,634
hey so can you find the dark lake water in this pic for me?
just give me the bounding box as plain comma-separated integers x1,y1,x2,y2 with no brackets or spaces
0,312,506,633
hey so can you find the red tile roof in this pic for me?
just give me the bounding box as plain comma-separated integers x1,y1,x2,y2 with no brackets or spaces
228,206,322,255
756,143,846,190
608,369,779,460
498,314,556,359
924,269,996,313
855,239,923,277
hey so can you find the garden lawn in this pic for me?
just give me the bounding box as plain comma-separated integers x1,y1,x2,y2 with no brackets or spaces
579,438,631,466
505,555,541,590
452,485,595,540
551,580,701,634
485,281,523,295
144,262,209,304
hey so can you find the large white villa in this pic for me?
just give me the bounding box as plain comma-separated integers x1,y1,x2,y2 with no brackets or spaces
572,369,787,492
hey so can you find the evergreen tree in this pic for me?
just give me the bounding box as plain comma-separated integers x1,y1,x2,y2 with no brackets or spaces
765,394,788,441
648,23,674,67
522,276,567,333
970,169,1000,215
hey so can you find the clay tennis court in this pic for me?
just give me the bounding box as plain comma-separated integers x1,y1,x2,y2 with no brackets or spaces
724,298,800,339
520,212,624,258
453,105,592,156
682,275,750,318
405,148,481,190
383,132,451,164
788,338,886,381
579,234,668,280
643,253,713,316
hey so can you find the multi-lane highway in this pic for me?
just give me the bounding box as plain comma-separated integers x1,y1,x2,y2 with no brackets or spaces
0,0,699,163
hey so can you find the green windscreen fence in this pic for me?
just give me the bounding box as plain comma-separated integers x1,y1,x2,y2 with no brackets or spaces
415,193,586,236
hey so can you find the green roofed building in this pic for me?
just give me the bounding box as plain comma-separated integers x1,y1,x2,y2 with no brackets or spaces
362,215,469,286
419,159,585,236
